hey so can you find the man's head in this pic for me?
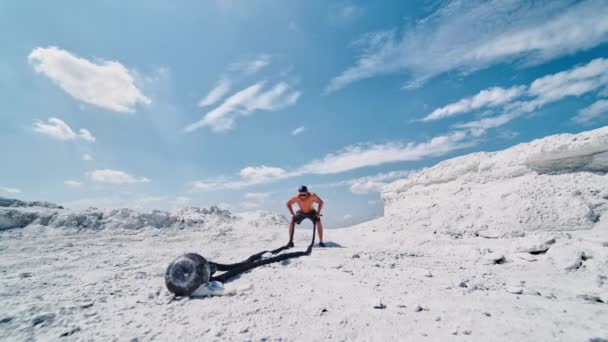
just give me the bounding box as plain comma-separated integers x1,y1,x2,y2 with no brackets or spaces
298,185,309,197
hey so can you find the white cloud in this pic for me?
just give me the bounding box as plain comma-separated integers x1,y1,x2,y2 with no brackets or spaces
198,79,231,107
89,169,150,185
191,180,223,192
343,214,353,220
28,46,150,112
230,54,272,75
217,202,235,211
240,166,287,182
348,170,414,194
317,169,414,195
241,192,272,209
300,131,472,174
83,153,94,161
340,4,363,19
327,0,608,92
244,192,272,201
0,186,21,194
191,166,289,192
64,180,82,188
456,58,608,132
368,200,378,205
349,181,387,194
528,58,608,105
292,126,306,135
421,86,525,121
189,58,606,193
185,81,301,132
573,99,608,124
497,130,521,140
454,112,518,132
242,202,262,209
171,196,192,208
78,129,95,142
33,117,96,142
190,132,473,192
329,2,364,24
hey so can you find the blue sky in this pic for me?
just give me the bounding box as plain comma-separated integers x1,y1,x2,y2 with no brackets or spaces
1,0,608,227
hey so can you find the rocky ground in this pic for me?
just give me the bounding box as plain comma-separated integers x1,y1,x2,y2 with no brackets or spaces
0,210,606,341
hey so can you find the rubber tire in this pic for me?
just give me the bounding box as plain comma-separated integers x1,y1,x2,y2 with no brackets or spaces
165,253,211,296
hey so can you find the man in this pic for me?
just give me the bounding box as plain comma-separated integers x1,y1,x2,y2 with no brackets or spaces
286,185,325,248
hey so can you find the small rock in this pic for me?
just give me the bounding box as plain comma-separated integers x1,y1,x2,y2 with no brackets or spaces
477,229,501,239
517,238,556,254
352,253,360,259
0,316,14,324
483,312,492,317
19,272,33,278
414,305,427,312
84,311,97,318
492,255,506,264
458,281,468,288
134,272,147,279
60,326,80,337
80,301,94,309
545,293,557,300
506,286,524,295
469,283,488,291
516,253,538,262
484,253,506,265
523,289,541,296
589,338,608,342
463,330,472,335
572,190,582,196
434,317,441,322
32,313,56,326
577,294,605,303
424,270,433,278
548,246,587,271
373,301,386,309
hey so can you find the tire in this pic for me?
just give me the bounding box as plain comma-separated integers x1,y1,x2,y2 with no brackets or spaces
165,253,210,296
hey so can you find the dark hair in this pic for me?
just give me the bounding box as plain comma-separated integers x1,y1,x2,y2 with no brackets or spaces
298,185,308,193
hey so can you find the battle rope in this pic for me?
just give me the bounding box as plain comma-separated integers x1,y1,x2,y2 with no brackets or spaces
210,220,317,283
165,218,318,296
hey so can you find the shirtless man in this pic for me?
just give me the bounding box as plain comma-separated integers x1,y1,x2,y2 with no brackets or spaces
286,185,325,248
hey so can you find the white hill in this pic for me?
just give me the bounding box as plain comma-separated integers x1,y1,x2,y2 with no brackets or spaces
382,126,608,236
0,127,607,341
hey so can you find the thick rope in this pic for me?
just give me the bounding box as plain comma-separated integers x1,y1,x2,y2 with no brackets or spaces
210,220,317,283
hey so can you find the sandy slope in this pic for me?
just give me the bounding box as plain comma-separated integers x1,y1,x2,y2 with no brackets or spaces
1,127,607,341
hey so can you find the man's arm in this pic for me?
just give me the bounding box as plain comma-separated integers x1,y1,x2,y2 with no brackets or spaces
312,193,324,216
286,196,296,216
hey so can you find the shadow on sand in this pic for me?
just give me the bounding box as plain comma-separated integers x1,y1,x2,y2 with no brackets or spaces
317,241,344,248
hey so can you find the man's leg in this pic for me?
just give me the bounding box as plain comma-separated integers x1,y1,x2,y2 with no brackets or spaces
288,217,296,246
316,219,324,243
